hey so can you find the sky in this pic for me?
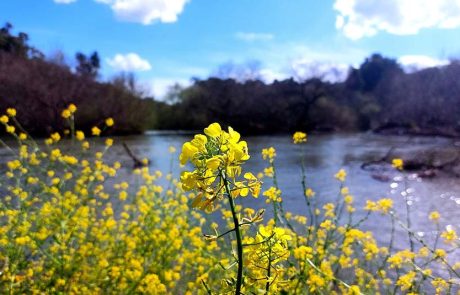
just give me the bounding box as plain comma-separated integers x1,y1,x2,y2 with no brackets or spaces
2,0,460,98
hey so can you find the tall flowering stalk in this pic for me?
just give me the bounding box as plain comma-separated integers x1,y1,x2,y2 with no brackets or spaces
261,147,296,234
179,123,261,294
292,132,315,225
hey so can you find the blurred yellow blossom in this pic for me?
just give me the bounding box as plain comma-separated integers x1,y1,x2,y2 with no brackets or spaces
105,117,114,127
429,211,440,222
76,130,85,141
0,115,9,124
335,168,347,182
6,108,16,117
61,109,71,119
392,158,404,170
68,103,77,113
92,126,101,136
292,131,307,144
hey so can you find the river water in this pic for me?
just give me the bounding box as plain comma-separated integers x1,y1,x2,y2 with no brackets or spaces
113,132,460,251
2,132,460,252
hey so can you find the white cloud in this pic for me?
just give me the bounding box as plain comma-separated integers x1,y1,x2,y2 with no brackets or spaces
398,55,449,73
54,0,77,3
235,32,274,42
334,0,460,40
258,68,286,82
107,53,152,72
251,43,365,82
210,59,287,83
95,0,190,24
149,78,191,99
207,42,367,83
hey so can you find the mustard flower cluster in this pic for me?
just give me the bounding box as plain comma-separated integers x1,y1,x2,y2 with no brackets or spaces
292,131,307,144
0,108,19,135
242,224,291,292
0,110,459,294
180,123,261,212
0,107,222,294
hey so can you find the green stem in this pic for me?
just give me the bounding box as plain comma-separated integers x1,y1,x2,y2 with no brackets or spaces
271,161,296,233
403,174,414,252
392,212,460,278
270,161,280,226
300,154,314,223
305,258,362,294
222,170,243,295
265,246,272,294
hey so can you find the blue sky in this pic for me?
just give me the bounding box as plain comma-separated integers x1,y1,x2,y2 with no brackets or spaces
2,0,460,98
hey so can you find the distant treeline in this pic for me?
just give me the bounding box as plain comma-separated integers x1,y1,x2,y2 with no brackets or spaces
2,22,460,136
152,56,460,135
0,23,154,136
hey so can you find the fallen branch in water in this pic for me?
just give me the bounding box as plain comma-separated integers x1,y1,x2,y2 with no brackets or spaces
361,136,410,171
122,142,150,168
361,136,460,179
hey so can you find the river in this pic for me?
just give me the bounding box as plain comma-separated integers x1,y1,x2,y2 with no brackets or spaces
117,131,460,252
1,131,460,252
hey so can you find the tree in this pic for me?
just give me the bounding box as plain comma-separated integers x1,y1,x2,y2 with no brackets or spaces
0,22,42,58
346,53,403,92
111,72,147,97
164,83,186,105
75,51,100,79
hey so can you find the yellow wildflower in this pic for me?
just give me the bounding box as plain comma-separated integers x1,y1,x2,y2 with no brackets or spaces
76,130,85,141
392,158,404,170
203,122,222,137
335,168,347,182
6,108,16,117
441,228,458,244
434,249,446,259
61,109,71,119
432,278,449,294
292,131,307,144
262,147,276,161
0,115,8,124
92,126,101,136
377,198,393,214
6,125,15,134
305,188,315,198
51,132,61,142
429,211,440,222
344,195,353,204
396,271,416,291
105,117,114,127
68,103,77,113
347,285,360,295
